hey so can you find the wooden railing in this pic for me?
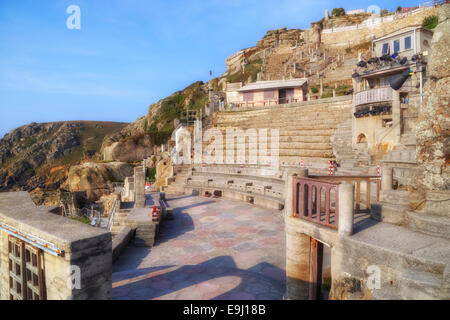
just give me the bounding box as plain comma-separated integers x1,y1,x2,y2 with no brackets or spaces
292,177,340,229
354,87,393,106
311,175,381,212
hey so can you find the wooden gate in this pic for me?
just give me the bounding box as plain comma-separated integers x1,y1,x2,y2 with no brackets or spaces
8,236,46,300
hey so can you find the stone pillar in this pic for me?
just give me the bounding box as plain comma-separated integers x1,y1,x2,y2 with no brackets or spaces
285,166,313,300
284,169,308,218
338,182,354,236
325,9,329,20
382,165,393,191
319,78,323,96
333,89,336,97
134,166,146,208
392,90,401,144
285,228,311,300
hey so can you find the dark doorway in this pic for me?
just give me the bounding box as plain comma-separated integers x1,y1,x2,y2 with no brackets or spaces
279,89,287,104
308,238,323,300
279,88,294,104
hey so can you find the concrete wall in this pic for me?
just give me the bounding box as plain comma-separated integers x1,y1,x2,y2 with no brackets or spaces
321,7,438,47
0,192,112,300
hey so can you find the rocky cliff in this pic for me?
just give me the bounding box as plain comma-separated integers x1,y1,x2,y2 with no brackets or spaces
0,121,127,195
410,4,450,202
68,162,133,201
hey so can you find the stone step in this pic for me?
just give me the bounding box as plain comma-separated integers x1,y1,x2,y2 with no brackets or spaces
379,202,409,225
347,222,450,299
407,211,450,240
381,190,410,206
399,269,446,300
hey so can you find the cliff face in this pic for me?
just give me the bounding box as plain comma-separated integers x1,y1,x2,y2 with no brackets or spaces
0,121,127,193
68,162,133,202
409,4,450,209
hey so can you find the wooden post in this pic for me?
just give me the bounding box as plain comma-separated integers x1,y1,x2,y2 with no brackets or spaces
356,181,361,211
366,180,371,210
309,238,323,300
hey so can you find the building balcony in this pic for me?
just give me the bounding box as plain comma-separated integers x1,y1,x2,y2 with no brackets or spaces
354,87,393,107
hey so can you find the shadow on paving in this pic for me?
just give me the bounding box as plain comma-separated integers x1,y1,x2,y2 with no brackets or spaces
113,246,153,273
113,255,286,300
155,198,216,245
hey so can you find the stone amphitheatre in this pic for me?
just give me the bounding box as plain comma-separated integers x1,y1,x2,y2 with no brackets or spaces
0,2,449,300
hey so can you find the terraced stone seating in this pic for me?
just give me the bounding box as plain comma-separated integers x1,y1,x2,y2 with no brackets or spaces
209,96,352,170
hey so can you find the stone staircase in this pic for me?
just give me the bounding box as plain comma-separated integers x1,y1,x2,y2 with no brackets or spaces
163,165,190,195
110,209,131,236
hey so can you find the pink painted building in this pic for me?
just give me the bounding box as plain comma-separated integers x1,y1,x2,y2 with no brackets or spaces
237,79,308,107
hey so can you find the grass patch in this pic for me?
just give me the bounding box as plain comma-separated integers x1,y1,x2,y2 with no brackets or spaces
227,59,263,83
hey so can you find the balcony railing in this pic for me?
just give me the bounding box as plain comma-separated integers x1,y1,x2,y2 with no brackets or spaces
355,87,393,106
292,177,340,229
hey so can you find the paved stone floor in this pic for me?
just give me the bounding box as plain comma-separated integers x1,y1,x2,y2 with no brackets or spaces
112,195,286,300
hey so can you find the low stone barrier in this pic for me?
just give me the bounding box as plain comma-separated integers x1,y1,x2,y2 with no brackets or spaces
112,226,133,262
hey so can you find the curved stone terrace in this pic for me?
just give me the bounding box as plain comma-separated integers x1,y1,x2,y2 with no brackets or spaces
112,194,286,300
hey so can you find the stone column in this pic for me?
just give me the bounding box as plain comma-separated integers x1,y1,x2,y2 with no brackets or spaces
338,182,354,236
319,78,323,96
382,165,393,191
285,228,311,300
392,90,401,144
134,166,146,208
284,169,308,218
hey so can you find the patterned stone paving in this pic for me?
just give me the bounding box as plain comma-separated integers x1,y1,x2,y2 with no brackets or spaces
112,195,286,300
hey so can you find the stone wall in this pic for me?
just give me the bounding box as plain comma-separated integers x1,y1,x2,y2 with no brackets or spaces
322,7,439,47
0,192,112,300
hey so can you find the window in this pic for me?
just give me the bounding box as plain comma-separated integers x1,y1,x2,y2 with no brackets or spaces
243,92,254,102
393,39,400,53
405,36,412,50
382,43,390,55
263,90,274,100
8,236,46,300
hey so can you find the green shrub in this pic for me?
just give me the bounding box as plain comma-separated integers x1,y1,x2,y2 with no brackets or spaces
331,8,345,17
160,93,185,120
146,167,157,182
310,86,319,94
422,15,438,29
321,91,333,99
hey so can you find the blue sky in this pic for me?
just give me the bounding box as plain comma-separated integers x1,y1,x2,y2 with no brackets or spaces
0,0,424,137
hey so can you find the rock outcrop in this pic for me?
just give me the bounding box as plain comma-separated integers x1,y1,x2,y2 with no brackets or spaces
68,162,133,202
410,4,450,208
